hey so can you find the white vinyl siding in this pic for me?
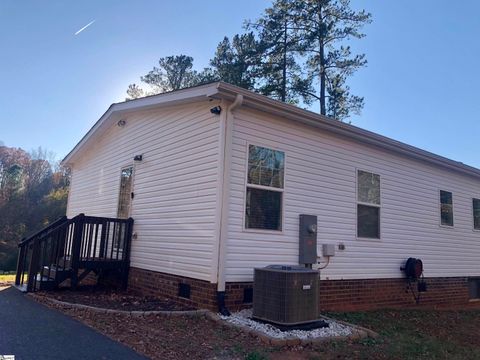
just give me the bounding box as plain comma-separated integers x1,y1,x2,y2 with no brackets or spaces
225,107,480,282
67,101,221,282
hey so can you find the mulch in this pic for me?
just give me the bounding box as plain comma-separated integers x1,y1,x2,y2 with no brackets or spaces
38,286,195,311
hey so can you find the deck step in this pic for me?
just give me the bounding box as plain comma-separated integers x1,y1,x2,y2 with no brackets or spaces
35,275,57,291
57,257,71,269
41,265,72,284
41,266,56,280
14,284,28,292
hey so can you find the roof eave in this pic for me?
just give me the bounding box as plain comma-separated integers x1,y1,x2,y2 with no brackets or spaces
62,81,480,180
215,82,480,180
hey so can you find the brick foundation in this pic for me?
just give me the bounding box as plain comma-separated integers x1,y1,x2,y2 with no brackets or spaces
128,267,218,311
127,267,471,312
318,277,469,311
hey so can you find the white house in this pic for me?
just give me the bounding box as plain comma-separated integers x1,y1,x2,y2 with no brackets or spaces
62,82,480,311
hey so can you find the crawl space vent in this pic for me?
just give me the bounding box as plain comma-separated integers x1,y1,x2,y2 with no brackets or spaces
178,283,191,299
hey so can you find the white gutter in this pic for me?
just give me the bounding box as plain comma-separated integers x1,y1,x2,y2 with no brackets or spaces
215,82,480,180
216,94,243,292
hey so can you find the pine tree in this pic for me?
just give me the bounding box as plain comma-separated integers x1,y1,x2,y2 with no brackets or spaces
141,55,199,93
294,0,371,120
126,55,213,100
210,33,260,90
248,0,310,104
126,84,145,100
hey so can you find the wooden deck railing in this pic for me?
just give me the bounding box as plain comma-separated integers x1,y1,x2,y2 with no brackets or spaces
15,214,134,292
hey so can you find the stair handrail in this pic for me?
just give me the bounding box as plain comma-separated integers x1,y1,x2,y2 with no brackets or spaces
16,213,134,292
24,215,83,292
18,216,68,247
16,215,71,289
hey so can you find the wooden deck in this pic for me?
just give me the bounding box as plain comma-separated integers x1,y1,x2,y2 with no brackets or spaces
15,214,133,292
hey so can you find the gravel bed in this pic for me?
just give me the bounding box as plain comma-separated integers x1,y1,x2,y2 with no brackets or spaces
221,309,353,340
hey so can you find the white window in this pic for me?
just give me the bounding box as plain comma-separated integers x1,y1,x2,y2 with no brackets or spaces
473,198,480,230
245,144,285,231
440,190,453,227
357,170,380,239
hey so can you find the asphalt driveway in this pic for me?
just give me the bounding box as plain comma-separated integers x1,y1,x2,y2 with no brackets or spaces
0,286,147,360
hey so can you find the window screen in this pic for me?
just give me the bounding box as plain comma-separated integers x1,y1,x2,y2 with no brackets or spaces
245,145,284,231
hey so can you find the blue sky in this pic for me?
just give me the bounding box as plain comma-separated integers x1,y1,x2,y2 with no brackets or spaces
1,1,479,168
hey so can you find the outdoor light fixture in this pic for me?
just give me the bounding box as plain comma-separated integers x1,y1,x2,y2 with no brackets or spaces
117,119,126,127
210,106,222,115
134,154,143,162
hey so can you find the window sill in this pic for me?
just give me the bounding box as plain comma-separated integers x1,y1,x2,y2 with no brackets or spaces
356,236,381,242
439,224,455,229
243,228,284,235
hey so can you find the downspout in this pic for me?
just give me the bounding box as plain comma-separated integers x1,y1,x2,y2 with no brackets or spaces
216,94,243,316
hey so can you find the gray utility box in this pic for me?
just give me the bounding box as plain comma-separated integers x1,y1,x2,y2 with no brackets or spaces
253,265,319,326
299,214,318,265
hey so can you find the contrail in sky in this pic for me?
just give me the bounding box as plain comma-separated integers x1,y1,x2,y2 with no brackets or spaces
74,20,96,35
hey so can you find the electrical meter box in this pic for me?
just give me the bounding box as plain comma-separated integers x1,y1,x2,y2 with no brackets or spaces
299,214,317,265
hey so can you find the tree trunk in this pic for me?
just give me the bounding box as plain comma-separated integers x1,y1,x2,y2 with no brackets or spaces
318,1,326,115
282,18,287,102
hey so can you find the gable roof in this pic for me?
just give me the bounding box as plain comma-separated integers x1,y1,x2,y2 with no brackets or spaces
62,81,480,180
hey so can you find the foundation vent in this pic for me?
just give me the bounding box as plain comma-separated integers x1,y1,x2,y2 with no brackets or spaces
178,283,191,299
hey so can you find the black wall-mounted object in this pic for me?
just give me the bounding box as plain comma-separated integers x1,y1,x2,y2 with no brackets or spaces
400,257,427,303
210,106,222,115
401,257,423,279
133,154,143,161
299,214,318,265
217,291,230,316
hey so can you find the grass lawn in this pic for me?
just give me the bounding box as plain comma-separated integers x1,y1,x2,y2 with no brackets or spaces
36,292,480,360
314,309,480,360
0,274,16,283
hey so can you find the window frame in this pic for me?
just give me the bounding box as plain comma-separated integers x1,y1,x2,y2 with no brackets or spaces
473,198,480,231
356,168,382,241
117,164,134,219
114,164,134,256
242,143,286,234
439,189,454,228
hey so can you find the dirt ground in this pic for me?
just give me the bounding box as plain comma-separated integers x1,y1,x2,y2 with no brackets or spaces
33,290,480,360
38,286,194,311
